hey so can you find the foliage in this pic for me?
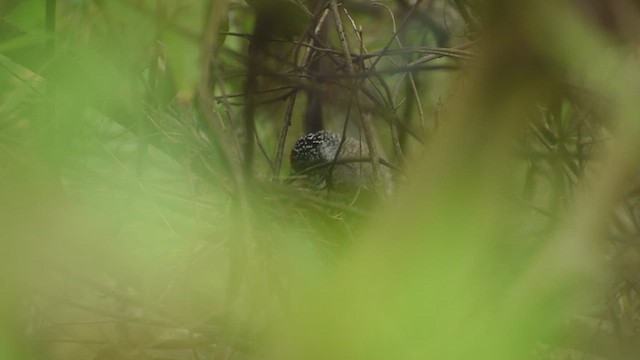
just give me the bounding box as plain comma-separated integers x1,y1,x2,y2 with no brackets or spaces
2,0,640,359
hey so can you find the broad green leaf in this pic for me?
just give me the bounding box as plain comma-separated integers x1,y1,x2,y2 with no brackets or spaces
3,0,44,33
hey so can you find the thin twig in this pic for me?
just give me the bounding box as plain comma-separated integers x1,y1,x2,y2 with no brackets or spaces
330,0,382,185
292,156,401,178
368,0,423,71
198,0,254,324
255,130,274,172
452,0,479,35
273,6,331,177
373,3,410,158
275,92,299,175
214,85,294,101
220,31,474,60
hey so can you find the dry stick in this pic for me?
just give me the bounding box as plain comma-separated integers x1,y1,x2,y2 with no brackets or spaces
294,156,401,178
408,42,476,65
385,97,405,160
368,0,423,71
212,62,241,155
243,63,257,177
284,187,372,216
389,10,426,150
136,0,166,198
314,64,459,78
274,93,299,176
254,130,274,172
332,8,378,179
223,89,296,107
273,6,331,177
359,4,406,159
351,14,405,165
284,41,474,63
33,289,175,328
213,59,272,177
290,4,460,151
346,3,445,146
214,85,294,101
31,305,227,355
199,14,243,180
452,0,478,34
376,3,425,136
220,34,470,78
328,100,353,193
329,0,382,186
221,31,474,59
55,265,183,326
225,64,427,146
357,46,474,59
198,0,253,330
248,67,445,146
357,84,425,144
259,70,427,144
407,71,425,131
529,121,576,185
322,8,356,191
379,4,404,158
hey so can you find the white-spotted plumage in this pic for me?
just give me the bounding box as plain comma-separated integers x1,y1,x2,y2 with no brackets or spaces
289,130,393,194
290,130,341,173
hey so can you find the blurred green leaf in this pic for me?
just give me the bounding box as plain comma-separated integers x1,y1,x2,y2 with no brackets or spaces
2,1,640,360
163,0,228,103
2,0,44,33
0,32,51,53
164,31,200,102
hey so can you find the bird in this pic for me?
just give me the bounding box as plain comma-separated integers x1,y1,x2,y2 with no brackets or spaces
289,130,393,195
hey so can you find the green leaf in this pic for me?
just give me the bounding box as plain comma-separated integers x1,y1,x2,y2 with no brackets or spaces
164,31,200,103
3,0,44,33
163,0,228,103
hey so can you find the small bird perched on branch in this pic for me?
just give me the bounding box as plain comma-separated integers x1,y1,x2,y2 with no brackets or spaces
289,130,394,196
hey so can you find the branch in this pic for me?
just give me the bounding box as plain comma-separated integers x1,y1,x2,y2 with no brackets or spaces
329,0,382,187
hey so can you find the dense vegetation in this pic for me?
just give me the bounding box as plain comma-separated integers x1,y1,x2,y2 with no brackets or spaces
2,1,640,359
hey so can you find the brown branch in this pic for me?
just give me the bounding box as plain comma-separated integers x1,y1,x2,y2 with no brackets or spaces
254,129,274,172
220,31,475,60
330,0,382,186
452,0,479,35
291,156,401,178
199,3,257,337
368,0,423,71
273,6,331,178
